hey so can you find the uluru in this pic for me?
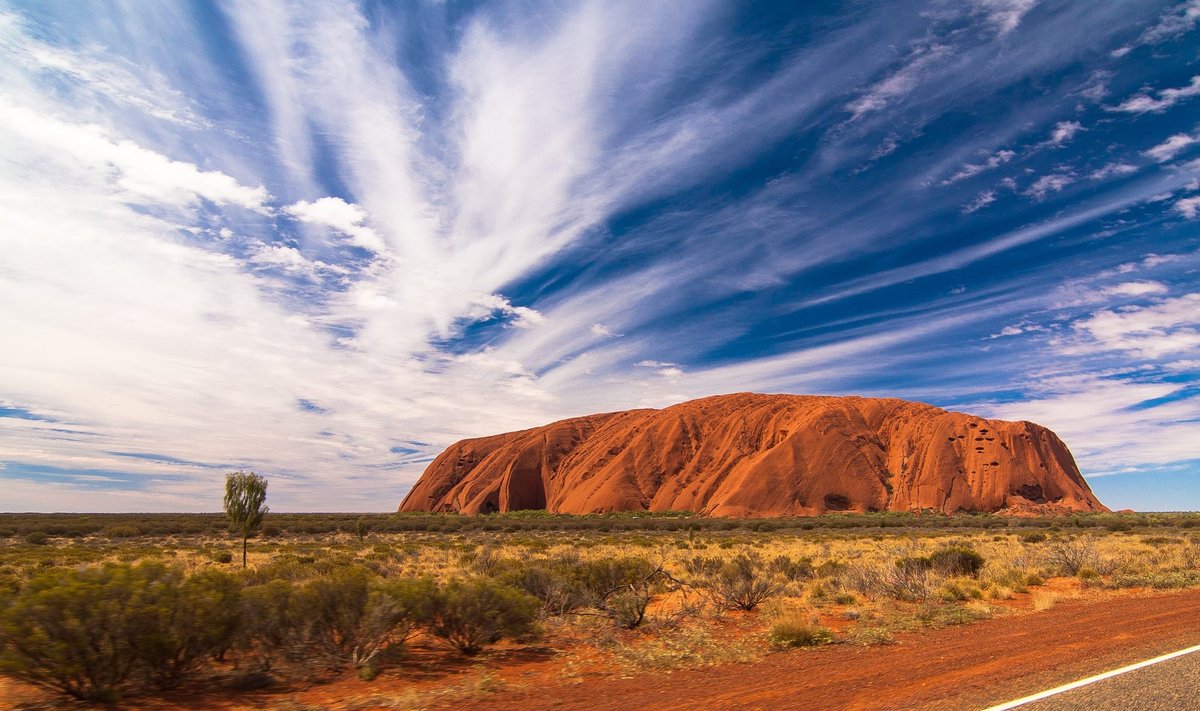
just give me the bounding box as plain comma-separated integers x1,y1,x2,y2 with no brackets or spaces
399,393,1107,517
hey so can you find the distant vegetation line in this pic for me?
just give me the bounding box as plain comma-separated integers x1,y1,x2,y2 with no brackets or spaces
2,510,1198,539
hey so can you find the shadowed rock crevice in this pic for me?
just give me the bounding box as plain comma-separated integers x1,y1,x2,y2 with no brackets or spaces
399,393,1107,517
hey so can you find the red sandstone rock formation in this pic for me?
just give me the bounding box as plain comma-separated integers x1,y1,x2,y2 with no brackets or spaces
398,393,1107,516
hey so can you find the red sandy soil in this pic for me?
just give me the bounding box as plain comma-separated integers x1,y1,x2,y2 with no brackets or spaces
3,584,1198,710
456,587,1200,711
400,392,1105,517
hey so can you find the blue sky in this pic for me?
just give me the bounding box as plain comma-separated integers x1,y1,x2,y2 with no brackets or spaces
1,0,1199,512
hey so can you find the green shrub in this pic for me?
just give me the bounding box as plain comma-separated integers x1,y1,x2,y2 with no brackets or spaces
461,545,505,576
682,555,723,578
126,564,241,689
103,525,141,539
292,567,436,670
0,564,142,700
23,531,49,545
428,578,539,655
895,555,933,575
1021,532,1047,544
237,580,297,671
769,555,814,581
506,563,586,616
0,562,239,699
928,547,985,577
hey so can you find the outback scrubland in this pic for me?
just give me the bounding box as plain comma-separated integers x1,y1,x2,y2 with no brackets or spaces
2,511,1200,709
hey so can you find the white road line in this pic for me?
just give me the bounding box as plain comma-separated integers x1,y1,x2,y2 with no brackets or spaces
982,642,1200,711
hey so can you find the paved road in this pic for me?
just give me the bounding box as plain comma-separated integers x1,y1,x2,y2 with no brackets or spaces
1003,648,1200,711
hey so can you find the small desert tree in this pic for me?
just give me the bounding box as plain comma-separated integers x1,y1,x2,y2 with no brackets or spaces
224,471,268,568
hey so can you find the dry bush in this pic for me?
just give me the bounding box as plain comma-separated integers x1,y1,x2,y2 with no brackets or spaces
576,556,664,629
693,553,783,611
886,559,941,601
839,561,887,599
837,556,940,602
982,565,1032,593
460,545,504,577
1181,544,1200,570
1044,536,1098,576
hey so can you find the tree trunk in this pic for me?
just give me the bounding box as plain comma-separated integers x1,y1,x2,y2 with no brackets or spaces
242,533,248,568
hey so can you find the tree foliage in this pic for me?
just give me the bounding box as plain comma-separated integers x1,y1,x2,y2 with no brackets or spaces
224,471,268,568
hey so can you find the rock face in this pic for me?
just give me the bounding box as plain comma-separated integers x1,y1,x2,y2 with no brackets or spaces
398,393,1107,517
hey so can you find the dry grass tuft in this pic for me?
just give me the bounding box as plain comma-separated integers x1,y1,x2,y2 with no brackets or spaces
1032,591,1060,611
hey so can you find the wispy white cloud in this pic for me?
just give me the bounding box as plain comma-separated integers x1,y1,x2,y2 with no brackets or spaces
1077,70,1111,101
970,274,1200,475
1090,162,1138,180
248,242,347,280
1138,0,1200,44
1110,75,1200,114
0,103,268,211
1067,293,1200,359
472,294,547,329
972,0,1040,36
1112,0,1200,56
988,324,1026,338
962,190,997,213
635,360,677,368
1177,195,1200,218
1145,133,1199,162
284,197,385,253
943,149,1016,184
1024,171,1075,199
0,12,203,127
845,42,952,120
1102,280,1169,297
1045,120,1084,146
